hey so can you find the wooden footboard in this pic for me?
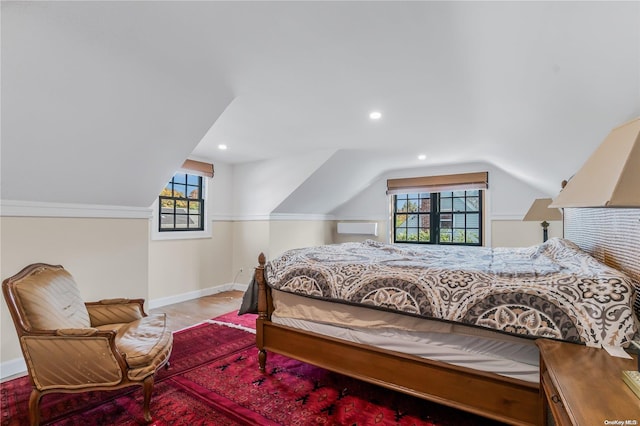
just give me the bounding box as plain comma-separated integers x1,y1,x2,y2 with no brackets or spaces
255,254,541,426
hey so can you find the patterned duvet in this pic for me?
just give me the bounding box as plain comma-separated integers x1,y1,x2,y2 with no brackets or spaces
266,238,639,347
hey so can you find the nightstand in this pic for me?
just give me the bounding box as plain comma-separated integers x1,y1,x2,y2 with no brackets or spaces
537,339,639,426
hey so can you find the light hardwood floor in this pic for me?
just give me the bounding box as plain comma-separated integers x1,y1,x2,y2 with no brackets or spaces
149,290,244,332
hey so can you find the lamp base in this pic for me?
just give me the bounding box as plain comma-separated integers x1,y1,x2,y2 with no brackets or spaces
541,221,549,242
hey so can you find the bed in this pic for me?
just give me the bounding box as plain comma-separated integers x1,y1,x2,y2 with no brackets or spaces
252,216,640,426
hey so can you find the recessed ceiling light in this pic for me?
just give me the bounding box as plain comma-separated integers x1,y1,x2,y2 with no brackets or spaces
369,111,382,120
218,144,228,150
418,154,427,160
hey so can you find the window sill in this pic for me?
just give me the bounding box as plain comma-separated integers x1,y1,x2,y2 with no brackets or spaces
150,228,212,241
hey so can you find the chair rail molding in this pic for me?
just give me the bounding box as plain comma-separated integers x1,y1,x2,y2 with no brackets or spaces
0,200,152,219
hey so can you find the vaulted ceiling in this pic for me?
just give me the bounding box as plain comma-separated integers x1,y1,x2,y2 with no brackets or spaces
2,1,639,210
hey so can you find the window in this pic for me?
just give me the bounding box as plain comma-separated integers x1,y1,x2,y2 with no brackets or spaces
159,173,204,232
393,190,482,245
394,192,433,243
388,172,487,246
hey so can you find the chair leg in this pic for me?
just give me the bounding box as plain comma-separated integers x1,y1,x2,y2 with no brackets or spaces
142,376,154,422
28,388,42,426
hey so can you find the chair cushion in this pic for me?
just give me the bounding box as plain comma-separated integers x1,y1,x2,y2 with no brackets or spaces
98,313,173,371
15,267,90,330
87,302,144,326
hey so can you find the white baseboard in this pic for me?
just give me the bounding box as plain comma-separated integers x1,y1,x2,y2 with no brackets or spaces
1,283,249,381
0,358,27,382
148,282,248,309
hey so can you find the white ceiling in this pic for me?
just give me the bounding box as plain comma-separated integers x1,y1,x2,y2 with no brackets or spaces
2,1,639,208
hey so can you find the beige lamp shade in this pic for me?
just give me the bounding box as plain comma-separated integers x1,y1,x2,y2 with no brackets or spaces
550,117,640,208
523,198,563,222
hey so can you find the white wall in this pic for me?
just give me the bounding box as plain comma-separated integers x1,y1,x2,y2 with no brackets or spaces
333,161,550,219
209,162,234,219
231,150,335,217
331,161,560,247
1,2,234,208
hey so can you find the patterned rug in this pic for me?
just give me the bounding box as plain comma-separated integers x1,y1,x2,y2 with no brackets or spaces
1,311,503,425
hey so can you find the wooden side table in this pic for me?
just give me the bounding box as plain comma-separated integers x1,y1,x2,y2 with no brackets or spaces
537,339,639,426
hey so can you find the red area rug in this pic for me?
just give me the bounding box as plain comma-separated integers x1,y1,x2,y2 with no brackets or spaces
1,311,503,425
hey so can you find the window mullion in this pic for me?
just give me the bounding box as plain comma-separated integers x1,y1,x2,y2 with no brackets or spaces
432,192,439,244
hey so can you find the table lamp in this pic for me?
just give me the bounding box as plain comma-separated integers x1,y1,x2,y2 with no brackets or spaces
523,198,563,242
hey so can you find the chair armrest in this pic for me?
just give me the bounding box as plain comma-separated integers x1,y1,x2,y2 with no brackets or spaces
56,328,100,336
21,330,129,391
86,298,146,326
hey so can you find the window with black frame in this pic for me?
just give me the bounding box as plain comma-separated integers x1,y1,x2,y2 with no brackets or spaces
159,173,204,232
393,190,482,245
388,172,487,246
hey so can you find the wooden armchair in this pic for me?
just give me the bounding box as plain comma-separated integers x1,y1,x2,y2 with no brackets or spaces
2,263,173,425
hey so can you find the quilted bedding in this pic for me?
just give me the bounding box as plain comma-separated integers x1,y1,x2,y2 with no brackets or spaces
265,238,639,347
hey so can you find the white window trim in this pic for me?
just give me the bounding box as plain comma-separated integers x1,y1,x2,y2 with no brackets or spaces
150,175,211,241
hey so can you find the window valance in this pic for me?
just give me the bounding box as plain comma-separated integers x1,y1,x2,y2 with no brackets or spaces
386,171,488,195
181,159,214,178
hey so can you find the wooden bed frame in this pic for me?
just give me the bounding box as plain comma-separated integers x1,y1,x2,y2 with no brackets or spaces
254,207,640,425
254,253,542,426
